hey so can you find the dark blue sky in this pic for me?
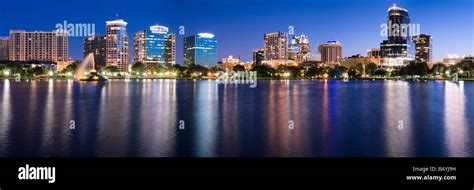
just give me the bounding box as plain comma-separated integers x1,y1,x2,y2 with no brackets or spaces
0,0,472,63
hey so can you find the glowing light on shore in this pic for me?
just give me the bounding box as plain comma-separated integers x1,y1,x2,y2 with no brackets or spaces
3,70,10,76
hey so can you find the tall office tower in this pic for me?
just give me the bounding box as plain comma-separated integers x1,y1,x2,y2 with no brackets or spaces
380,5,412,67
264,32,288,61
252,48,264,65
289,34,311,63
412,34,432,64
164,33,176,66
183,33,217,67
133,25,176,66
106,19,129,72
318,41,343,64
83,35,106,68
8,30,68,63
133,31,146,65
0,37,9,61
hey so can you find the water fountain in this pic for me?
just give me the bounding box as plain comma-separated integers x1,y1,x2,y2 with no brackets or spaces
76,53,107,81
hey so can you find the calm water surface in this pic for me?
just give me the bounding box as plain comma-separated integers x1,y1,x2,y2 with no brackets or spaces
0,79,473,157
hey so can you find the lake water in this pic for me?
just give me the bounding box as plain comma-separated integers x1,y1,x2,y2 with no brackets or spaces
0,79,473,157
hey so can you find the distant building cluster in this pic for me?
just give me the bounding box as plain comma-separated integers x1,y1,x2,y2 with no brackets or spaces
2,4,467,73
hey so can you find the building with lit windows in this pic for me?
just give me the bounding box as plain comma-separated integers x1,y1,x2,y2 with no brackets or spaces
380,5,414,67
183,33,217,67
263,32,288,67
221,55,240,70
83,35,106,68
252,48,264,66
133,25,176,66
288,34,311,63
106,19,129,72
8,30,68,63
413,34,432,64
319,41,342,64
0,37,9,61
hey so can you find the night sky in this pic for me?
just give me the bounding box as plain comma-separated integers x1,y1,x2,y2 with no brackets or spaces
0,0,472,63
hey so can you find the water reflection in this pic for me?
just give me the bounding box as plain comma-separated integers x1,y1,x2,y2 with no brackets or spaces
444,82,469,156
0,80,11,153
383,81,413,157
195,80,219,156
0,80,473,157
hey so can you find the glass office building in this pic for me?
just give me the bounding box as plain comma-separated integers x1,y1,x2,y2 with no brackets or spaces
183,33,217,67
134,25,176,66
380,5,410,58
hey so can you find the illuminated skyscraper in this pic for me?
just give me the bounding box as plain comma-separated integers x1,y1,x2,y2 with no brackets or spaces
413,34,432,64
318,41,342,64
133,25,176,66
8,30,68,63
380,5,410,58
264,32,288,61
289,34,311,63
164,33,176,66
106,19,129,72
379,5,415,67
183,33,217,67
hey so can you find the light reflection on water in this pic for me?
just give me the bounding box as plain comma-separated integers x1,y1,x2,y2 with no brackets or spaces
0,79,472,157
444,82,469,156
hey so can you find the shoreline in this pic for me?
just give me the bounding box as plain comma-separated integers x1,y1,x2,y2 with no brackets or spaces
1,77,473,82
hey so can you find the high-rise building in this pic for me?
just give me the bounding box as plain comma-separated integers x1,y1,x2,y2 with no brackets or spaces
289,34,311,63
264,32,288,61
379,5,414,67
380,5,410,58
0,37,9,61
83,35,106,68
318,41,343,64
8,30,68,63
106,19,129,72
252,48,264,65
133,25,176,66
164,33,176,66
183,33,217,67
413,34,432,64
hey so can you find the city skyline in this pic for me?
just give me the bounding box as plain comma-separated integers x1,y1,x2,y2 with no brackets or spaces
0,0,472,63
